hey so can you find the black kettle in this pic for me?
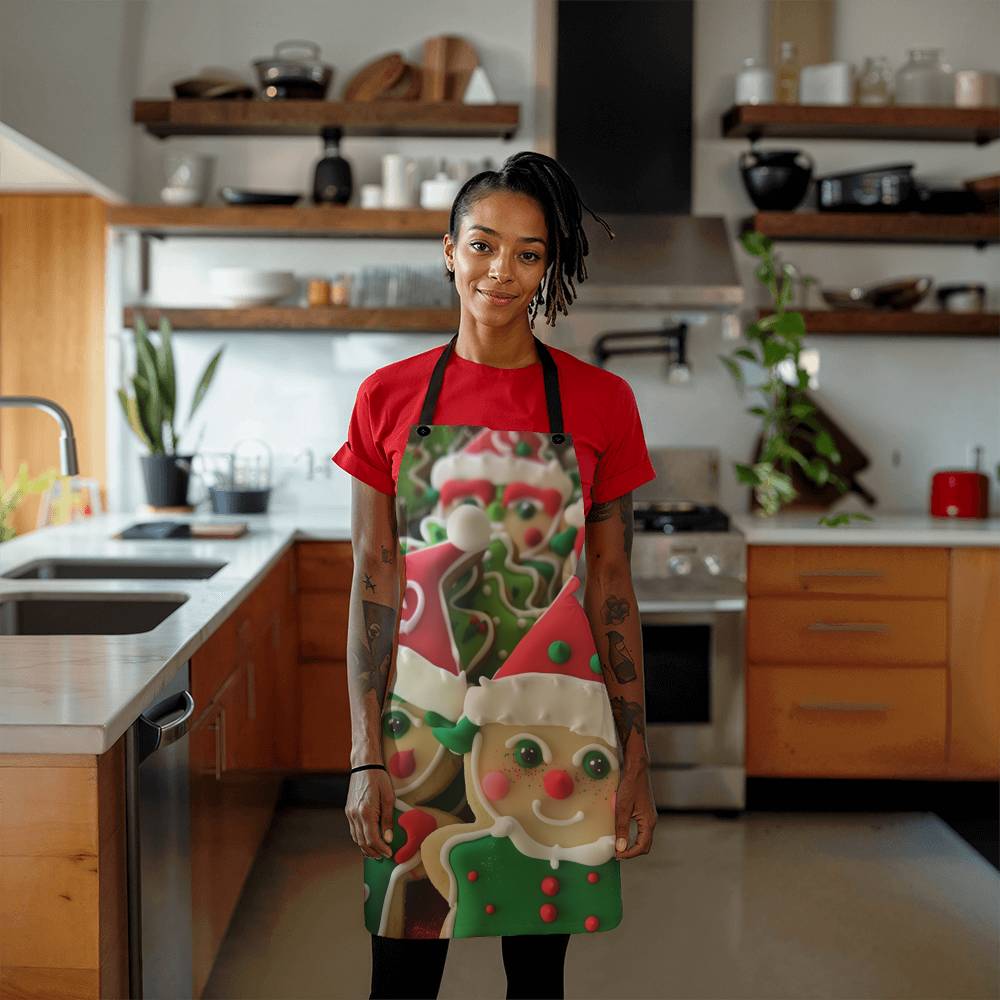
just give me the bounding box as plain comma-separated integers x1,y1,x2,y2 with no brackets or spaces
739,147,814,211
313,127,353,205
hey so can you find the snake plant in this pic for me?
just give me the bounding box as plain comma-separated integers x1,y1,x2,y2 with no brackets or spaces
117,313,223,455
719,230,872,528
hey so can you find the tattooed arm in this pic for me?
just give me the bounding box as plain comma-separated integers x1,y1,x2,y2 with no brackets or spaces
583,491,656,860
344,477,400,860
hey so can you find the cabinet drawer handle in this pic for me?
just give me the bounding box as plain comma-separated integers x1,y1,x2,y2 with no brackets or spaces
208,705,226,780
807,621,889,633
247,659,256,721
795,701,890,712
799,569,883,578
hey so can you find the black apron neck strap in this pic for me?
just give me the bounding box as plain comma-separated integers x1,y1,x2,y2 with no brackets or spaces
416,333,565,440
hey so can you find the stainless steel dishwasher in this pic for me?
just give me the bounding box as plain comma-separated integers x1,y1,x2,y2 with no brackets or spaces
125,660,195,999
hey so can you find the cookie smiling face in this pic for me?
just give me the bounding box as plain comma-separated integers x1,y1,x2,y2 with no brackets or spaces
473,723,618,848
382,694,463,802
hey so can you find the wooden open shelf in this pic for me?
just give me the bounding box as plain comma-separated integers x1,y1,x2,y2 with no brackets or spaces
133,99,520,138
722,104,1000,144
107,205,451,238
758,309,999,337
123,305,460,332
749,212,1000,245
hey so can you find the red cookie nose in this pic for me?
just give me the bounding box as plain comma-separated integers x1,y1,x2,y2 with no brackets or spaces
389,748,415,778
543,769,574,799
524,526,543,547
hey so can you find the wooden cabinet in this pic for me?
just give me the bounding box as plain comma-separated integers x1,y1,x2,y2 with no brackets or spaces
188,550,294,997
745,545,998,780
295,542,354,771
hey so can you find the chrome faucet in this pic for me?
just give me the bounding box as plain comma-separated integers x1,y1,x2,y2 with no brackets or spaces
0,396,79,475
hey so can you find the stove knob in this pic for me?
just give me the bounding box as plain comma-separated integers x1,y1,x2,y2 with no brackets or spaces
667,554,692,576
703,554,722,576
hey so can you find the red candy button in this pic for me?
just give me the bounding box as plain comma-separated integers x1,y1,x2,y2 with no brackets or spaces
585,915,600,932
587,872,600,884
467,870,479,882
541,876,560,896
539,903,558,923
485,903,496,914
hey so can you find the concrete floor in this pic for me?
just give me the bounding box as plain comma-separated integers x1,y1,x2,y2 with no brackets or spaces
203,803,999,1000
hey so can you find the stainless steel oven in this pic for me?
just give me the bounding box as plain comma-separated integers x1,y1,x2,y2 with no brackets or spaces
628,446,748,811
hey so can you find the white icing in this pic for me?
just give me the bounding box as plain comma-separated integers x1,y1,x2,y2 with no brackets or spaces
563,497,585,529
446,504,491,553
377,851,423,936
481,584,492,596
431,451,572,498
464,674,618,748
392,646,467,721
531,800,584,826
399,579,424,634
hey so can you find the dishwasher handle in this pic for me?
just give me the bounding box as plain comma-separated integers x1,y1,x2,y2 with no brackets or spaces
136,689,195,765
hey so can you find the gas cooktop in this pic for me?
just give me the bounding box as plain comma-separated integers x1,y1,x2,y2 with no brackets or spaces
633,501,730,534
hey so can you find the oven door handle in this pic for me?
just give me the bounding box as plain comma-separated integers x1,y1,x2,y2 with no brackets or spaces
638,597,746,614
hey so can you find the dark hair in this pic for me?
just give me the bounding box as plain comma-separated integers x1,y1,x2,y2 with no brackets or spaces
446,151,614,328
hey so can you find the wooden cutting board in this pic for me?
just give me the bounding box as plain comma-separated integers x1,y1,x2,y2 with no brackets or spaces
421,35,478,101
344,52,406,101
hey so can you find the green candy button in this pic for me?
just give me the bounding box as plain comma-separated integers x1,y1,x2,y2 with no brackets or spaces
515,440,531,456
589,653,603,675
548,640,571,664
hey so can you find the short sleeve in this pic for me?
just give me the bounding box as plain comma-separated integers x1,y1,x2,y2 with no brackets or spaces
591,378,656,503
331,377,396,496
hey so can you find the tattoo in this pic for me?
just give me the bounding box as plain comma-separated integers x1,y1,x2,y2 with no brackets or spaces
380,545,393,564
359,600,395,695
602,594,629,625
362,573,375,592
606,630,637,683
610,696,645,746
585,492,634,560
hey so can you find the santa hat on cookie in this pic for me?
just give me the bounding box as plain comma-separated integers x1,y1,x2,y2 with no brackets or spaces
430,429,572,501
462,575,618,747
395,505,490,721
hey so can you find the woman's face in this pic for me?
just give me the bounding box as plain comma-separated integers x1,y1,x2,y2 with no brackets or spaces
444,190,549,324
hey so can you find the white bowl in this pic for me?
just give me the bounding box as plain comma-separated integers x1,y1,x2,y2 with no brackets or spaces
160,185,203,206
209,268,297,306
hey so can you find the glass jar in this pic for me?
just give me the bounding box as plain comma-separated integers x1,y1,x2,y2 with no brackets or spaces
735,57,775,105
895,48,954,105
857,56,893,105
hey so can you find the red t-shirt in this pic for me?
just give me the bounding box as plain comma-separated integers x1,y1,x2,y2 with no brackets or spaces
332,342,656,516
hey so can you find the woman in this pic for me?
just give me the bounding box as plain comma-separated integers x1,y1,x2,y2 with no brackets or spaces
332,151,657,1000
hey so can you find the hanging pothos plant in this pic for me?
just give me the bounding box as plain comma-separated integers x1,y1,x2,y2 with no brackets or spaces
719,230,873,528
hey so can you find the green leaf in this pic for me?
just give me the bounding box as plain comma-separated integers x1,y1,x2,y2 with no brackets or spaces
797,368,811,389
747,405,769,417
762,338,790,368
718,353,744,386
734,462,759,486
188,347,224,424
740,230,771,258
733,348,758,362
117,389,152,450
814,429,838,459
790,401,815,419
771,311,806,337
807,459,830,485
156,317,177,429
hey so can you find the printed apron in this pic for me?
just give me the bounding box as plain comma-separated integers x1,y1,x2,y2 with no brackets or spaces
363,332,623,940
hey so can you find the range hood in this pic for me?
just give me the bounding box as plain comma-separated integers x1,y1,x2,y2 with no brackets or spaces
574,214,745,311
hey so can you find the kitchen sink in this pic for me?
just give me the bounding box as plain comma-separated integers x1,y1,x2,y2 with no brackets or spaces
2,558,226,581
0,594,188,635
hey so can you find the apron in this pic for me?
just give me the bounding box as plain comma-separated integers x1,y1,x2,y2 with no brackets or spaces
362,333,623,941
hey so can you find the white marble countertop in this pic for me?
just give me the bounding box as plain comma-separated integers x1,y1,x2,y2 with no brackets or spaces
733,511,1000,547
0,508,351,755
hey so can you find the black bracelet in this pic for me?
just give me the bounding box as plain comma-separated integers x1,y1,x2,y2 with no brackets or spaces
350,763,387,775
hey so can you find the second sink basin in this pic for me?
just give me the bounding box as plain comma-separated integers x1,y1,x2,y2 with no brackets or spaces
0,594,188,635
2,558,226,581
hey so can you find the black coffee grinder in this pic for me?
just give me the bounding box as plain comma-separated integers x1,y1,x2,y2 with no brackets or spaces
312,127,352,205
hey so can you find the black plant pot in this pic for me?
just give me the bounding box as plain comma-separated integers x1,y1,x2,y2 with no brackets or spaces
739,148,815,211
140,453,195,507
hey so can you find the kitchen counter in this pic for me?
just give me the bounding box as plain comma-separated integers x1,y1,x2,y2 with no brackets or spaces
733,511,1000,547
0,508,351,755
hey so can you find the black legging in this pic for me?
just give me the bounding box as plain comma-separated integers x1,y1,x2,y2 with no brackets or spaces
370,932,571,1000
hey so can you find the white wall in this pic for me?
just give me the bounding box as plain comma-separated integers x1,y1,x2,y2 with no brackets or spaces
71,0,1000,514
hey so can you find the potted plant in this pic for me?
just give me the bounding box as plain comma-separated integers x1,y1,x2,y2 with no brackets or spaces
0,463,57,542
719,231,873,528
117,314,223,508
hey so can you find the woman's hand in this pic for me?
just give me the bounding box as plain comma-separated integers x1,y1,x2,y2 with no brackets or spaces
614,757,657,860
346,768,396,860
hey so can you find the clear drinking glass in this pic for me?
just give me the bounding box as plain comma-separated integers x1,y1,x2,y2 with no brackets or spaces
857,57,893,105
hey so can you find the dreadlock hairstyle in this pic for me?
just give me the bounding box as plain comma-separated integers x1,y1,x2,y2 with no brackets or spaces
446,151,614,328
